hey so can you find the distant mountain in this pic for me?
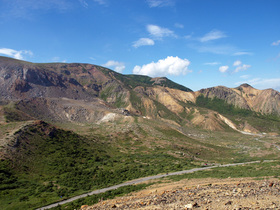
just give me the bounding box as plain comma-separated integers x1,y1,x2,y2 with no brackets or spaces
198,83,280,116
0,56,194,123
1,56,280,133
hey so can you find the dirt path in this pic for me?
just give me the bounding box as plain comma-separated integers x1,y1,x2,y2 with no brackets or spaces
255,137,280,151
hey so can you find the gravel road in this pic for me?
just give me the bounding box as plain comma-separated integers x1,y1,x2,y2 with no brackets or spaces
36,160,268,210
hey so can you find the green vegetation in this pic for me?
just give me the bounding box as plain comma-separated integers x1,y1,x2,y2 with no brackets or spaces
153,100,182,124
129,91,146,115
168,161,280,181
196,95,254,117
196,94,280,132
120,74,154,88
153,76,192,92
0,122,195,209
3,105,33,122
123,74,192,92
1,117,279,209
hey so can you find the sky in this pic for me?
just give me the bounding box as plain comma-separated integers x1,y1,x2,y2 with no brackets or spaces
0,0,280,91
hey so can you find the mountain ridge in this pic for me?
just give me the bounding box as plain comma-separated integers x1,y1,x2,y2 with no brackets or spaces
1,55,280,133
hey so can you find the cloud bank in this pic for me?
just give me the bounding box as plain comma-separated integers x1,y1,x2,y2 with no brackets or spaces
133,56,191,77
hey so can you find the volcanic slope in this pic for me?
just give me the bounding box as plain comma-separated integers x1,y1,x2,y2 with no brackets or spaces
1,56,280,134
1,56,280,209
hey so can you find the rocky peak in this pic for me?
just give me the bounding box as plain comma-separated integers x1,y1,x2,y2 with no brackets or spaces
239,83,252,88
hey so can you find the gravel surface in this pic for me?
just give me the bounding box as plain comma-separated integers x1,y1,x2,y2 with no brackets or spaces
84,177,280,210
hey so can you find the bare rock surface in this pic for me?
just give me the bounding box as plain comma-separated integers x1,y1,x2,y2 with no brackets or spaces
84,177,280,209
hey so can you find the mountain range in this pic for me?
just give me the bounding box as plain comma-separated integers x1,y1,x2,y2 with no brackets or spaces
0,56,279,133
1,56,280,209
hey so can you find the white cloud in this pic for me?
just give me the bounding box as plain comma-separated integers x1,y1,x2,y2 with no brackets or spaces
204,62,220,66
234,64,251,73
52,57,66,63
174,23,184,29
200,30,227,42
79,0,88,8
219,65,229,73
133,56,191,77
133,38,155,48
93,0,107,5
233,60,242,66
0,48,33,60
240,75,250,79
77,0,107,7
231,60,251,73
146,0,174,8
233,51,252,56
272,40,280,46
103,60,125,73
193,44,236,55
147,24,176,39
1,0,71,18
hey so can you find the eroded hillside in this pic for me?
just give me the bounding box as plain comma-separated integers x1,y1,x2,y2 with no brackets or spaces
1,56,280,135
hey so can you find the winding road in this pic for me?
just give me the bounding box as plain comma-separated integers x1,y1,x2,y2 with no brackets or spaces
37,160,270,210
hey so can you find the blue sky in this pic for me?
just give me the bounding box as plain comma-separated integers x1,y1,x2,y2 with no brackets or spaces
0,0,280,91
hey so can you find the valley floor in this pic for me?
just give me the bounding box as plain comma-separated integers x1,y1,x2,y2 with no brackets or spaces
86,177,280,209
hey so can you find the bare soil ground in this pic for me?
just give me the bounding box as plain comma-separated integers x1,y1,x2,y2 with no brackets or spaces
82,177,280,209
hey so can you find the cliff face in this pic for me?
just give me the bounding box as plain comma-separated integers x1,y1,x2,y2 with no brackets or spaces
0,59,91,100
